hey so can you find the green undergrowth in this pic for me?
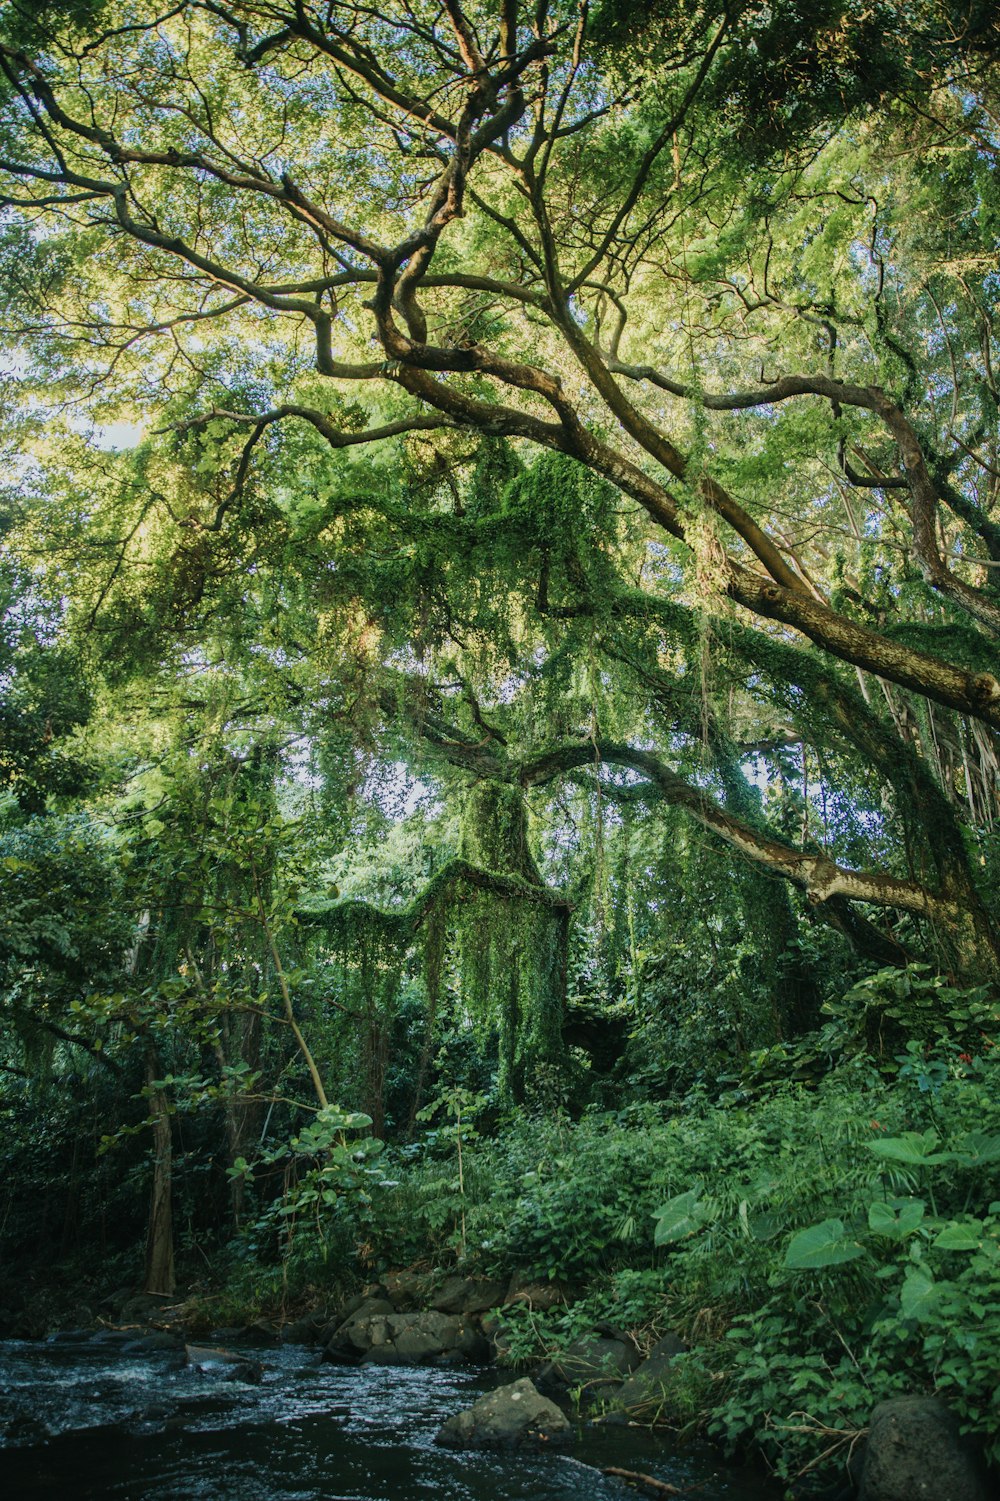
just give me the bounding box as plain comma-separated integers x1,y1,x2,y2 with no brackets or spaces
358,989,1000,1492
186,969,1000,1494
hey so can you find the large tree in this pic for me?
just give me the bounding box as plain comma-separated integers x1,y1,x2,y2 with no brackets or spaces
1,0,998,978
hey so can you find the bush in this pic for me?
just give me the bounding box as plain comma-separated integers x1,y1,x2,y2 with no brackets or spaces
361,1015,1000,1489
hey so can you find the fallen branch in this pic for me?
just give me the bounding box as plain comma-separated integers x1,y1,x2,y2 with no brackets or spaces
771,1411,868,1479
601,1467,691,1497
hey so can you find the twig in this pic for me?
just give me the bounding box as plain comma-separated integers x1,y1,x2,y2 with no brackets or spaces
601,1467,693,1497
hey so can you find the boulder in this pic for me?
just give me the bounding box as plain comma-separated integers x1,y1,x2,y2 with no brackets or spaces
435,1377,572,1449
185,1344,264,1384
87,1328,141,1347
240,1319,280,1346
480,1310,513,1362
616,1334,686,1415
326,1307,488,1366
323,1296,395,1361
362,1311,452,1364
858,1397,991,1501
536,1333,640,1393
279,1315,321,1345
390,1310,488,1364
316,1295,363,1346
120,1331,185,1354
119,1293,179,1325
331,1291,367,1323
383,1269,433,1311
503,1277,567,1312
221,1358,264,1384
430,1275,507,1317
48,1328,102,1345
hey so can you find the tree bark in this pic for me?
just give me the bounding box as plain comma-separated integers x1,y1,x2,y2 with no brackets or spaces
144,1045,175,1297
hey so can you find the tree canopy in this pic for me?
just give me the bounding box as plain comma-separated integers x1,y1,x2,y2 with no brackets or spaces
1,0,998,986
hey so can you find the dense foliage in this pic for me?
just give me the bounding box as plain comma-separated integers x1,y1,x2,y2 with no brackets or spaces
1,1,999,1492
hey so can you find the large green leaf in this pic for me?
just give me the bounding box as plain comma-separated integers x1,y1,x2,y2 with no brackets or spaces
653,1189,709,1245
749,1210,784,1243
953,1133,1000,1168
868,1129,955,1167
868,1198,925,1240
784,1219,864,1270
899,1267,943,1321
932,1221,984,1251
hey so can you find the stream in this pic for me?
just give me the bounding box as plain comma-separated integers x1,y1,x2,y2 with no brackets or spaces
0,1337,779,1500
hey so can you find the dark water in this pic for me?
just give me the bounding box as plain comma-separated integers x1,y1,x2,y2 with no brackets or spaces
0,1339,777,1500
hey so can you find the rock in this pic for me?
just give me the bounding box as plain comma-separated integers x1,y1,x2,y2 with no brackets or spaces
326,1306,488,1366
119,1293,179,1325
99,1329,141,1344
222,1359,264,1384
647,1333,687,1360
47,1328,104,1346
316,1293,368,1346
380,1312,486,1365
351,1296,396,1323
382,1312,456,1364
480,1310,512,1362
322,1296,395,1361
504,1277,567,1312
134,1400,176,1424
120,1331,184,1353
593,1321,632,1343
240,1319,280,1346
280,1315,321,1345
858,1397,991,1501
331,1291,367,1324
383,1269,433,1311
185,1344,264,1383
87,1327,146,1349
537,1334,640,1393
430,1275,507,1317
616,1334,686,1415
102,1285,135,1312
435,1377,572,1449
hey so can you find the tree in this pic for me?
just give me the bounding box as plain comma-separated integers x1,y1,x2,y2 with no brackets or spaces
0,554,91,810
0,0,997,980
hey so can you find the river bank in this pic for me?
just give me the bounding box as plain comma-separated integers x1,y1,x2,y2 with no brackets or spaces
6,1047,1000,1499
0,1331,777,1501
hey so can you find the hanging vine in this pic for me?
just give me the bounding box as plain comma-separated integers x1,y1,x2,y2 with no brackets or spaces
301,781,570,1104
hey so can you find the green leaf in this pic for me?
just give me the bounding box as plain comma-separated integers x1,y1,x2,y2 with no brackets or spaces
868,1198,925,1240
784,1219,864,1270
953,1133,1000,1168
899,1267,943,1321
868,1129,955,1166
749,1210,783,1242
653,1189,709,1245
932,1222,983,1251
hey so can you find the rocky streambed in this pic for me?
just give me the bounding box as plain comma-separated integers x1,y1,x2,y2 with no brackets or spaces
315,1268,686,1420
3,1270,989,1499
0,1328,776,1501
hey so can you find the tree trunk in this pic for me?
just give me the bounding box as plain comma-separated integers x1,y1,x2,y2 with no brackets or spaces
144,1047,175,1296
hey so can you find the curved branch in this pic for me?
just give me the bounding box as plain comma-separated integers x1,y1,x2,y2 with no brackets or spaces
518,739,983,938
607,358,1000,632
175,404,453,451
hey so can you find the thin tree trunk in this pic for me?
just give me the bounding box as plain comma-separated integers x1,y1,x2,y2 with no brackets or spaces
252,863,328,1110
144,1047,175,1296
